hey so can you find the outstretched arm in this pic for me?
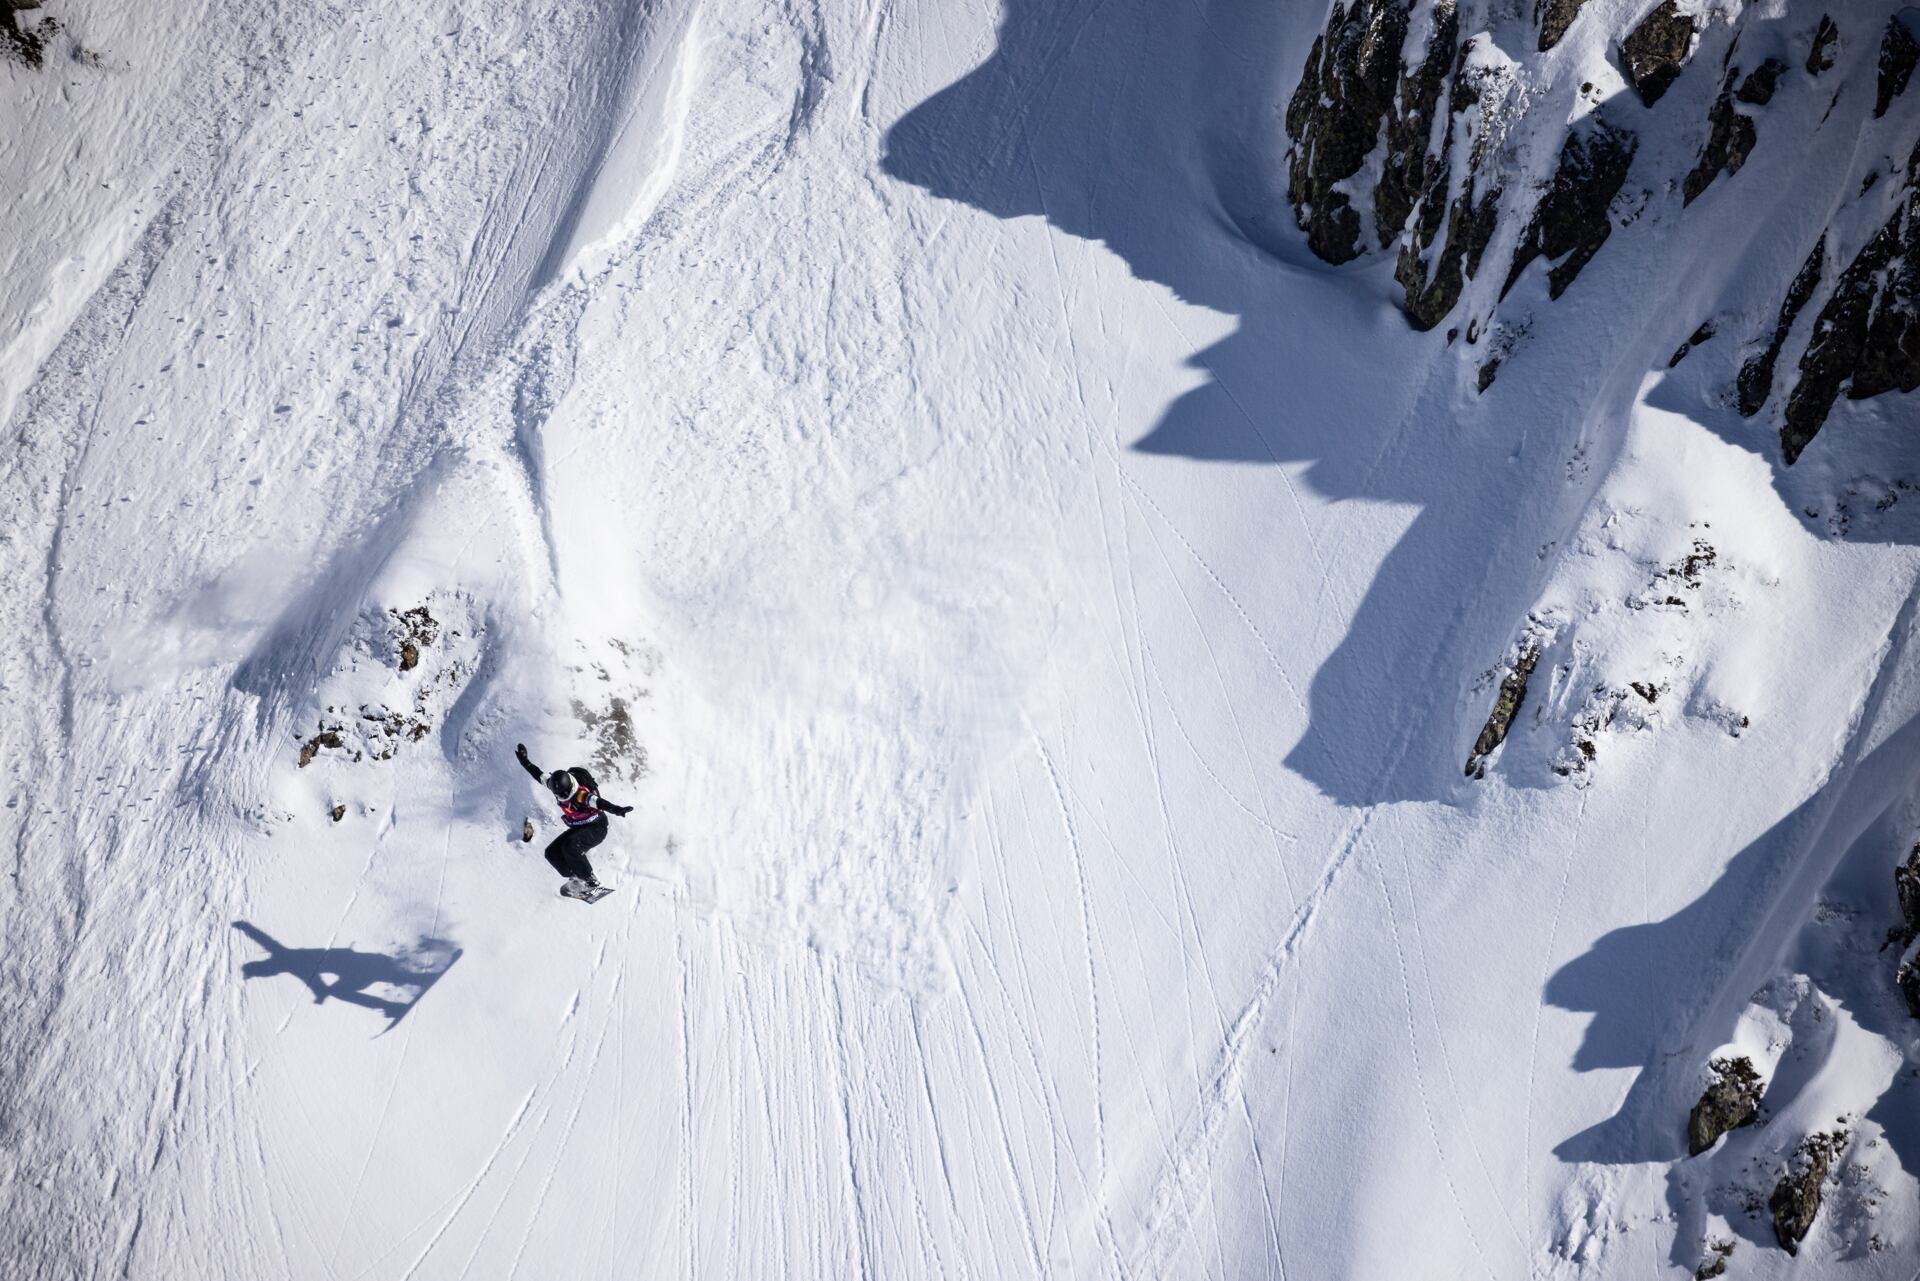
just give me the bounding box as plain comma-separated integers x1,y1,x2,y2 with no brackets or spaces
514,743,544,783
572,765,630,815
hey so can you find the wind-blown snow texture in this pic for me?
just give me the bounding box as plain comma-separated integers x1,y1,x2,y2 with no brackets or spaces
4,0,1920,1277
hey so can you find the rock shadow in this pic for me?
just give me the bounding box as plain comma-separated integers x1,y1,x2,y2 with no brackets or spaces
232,920,461,1032
883,0,1669,805
1546,707,1920,1194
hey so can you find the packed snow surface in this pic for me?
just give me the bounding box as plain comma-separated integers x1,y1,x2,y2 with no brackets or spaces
5,0,1920,1277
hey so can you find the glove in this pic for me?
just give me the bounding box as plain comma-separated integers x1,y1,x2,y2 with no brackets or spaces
606,803,632,817
514,743,530,762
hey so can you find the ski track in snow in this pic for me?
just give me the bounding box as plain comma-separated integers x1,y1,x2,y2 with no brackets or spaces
7,0,1920,1277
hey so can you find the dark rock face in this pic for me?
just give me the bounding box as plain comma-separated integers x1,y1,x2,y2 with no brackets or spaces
1737,236,1823,419
1537,0,1590,51
1376,0,1459,247
1683,72,1758,205
1397,36,1508,329
1502,120,1636,300
1770,1131,1847,1255
1892,843,1920,940
1899,953,1920,1017
1783,194,1920,462
1686,1055,1763,1155
1287,0,1509,331
1286,0,1413,264
1892,845,1920,1014
1736,57,1786,105
1465,641,1539,777
1808,15,1838,74
1282,0,1909,405
1669,321,1714,366
1877,15,1919,118
1620,2,1698,107
0,2,55,68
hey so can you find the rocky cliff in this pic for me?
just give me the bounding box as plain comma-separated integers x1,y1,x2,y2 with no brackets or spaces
1286,1,1920,461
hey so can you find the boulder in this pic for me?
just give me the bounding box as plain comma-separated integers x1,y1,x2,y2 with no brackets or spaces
1686,1055,1763,1155
1769,1131,1847,1255
1620,2,1698,106
1465,641,1539,777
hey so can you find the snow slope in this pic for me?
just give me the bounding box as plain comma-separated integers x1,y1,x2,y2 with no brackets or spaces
4,0,1920,1277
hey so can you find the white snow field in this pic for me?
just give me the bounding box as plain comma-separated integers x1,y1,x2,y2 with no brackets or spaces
5,0,1920,1277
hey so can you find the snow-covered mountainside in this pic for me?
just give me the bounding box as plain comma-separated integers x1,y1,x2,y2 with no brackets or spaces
5,0,1920,1275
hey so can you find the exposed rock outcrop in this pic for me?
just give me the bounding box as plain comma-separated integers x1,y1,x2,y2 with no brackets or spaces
296,597,479,768
392,604,440,672
1737,236,1823,419
1898,946,1920,1017
1782,190,1920,462
1697,1244,1743,1281
1891,842,1920,943
1686,1055,1763,1155
1769,1130,1847,1255
1620,2,1698,107
1694,1239,1735,1279
1877,15,1919,118
1396,36,1510,329
1,0,56,68
1683,56,1788,206
1465,639,1539,777
1537,0,1590,51
1684,73,1757,205
1286,0,1413,264
1282,0,1914,420
1669,320,1714,366
1891,844,1920,1015
1502,119,1636,301
1807,15,1838,74
1736,57,1786,106
298,728,345,768
1376,0,1458,248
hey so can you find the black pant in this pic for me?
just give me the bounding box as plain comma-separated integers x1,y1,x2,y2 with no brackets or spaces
544,817,607,881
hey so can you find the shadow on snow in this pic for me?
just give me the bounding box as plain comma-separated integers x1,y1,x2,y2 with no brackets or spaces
232,920,461,1033
880,0,1675,807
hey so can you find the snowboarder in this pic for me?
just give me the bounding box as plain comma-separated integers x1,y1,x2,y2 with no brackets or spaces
515,742,633,899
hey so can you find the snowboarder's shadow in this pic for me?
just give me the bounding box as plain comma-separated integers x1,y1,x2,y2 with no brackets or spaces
231,920,461,1033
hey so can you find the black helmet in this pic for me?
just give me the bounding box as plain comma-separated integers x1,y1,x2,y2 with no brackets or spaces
547,769,575,799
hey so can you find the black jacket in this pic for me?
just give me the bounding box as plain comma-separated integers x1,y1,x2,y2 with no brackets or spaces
516,747,632,819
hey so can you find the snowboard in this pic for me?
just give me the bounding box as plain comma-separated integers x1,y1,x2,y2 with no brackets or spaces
559,879,616,905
